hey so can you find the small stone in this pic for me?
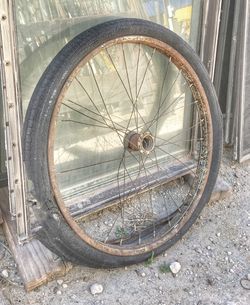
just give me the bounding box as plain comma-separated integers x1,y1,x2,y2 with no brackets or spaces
206,277,215,286
216,233,221,237
124,266,128,270
195,248,203,254
57,279,63,285
53,287,61,295
169,262,181,275
1,270,9,278
207,246,211,250
62,283,68,289
234,172,239,178
136,269,146,277
90,283,104,295
227,251,232,256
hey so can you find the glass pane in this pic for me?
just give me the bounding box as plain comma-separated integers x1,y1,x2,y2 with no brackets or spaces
52,42,192,201
15,0,199,114
14,0,201,201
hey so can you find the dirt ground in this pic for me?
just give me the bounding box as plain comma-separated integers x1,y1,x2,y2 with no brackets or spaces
0,148,249,305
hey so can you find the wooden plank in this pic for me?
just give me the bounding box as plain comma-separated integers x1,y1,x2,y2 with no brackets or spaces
0,187,72,292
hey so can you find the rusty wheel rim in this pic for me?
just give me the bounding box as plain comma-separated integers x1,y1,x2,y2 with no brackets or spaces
48,36,212,256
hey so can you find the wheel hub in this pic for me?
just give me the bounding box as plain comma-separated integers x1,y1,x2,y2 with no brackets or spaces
125,131,155,154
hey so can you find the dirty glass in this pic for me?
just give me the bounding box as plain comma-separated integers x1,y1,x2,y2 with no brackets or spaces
15,0,200,113
53,42,193,199
14,0,202,199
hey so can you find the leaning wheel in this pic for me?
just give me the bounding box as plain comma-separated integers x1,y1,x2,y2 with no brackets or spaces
23,18,222,267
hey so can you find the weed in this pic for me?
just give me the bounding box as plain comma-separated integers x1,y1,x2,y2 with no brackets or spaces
159,262,171,273
144,251,155,266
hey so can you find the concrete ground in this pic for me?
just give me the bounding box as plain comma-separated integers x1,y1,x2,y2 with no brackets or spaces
0,149,249,305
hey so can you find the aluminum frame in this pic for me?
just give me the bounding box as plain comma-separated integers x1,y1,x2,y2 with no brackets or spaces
0,0,28,241
199,0,222,80
237,0,250,162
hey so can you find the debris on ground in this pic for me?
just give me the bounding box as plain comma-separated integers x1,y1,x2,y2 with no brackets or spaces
169,262,182,275
0,150,249,304
90,283,104,295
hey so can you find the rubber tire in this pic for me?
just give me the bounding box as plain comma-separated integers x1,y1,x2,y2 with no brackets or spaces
23,18,223,267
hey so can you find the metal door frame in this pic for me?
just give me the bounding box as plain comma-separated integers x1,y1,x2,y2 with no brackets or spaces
0,72,7,186
0,0,28,241
236,0,250,162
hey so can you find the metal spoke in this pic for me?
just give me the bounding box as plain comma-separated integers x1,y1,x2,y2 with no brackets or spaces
156,146,197,176
152,57,171,131
122,44,133,101
60,119,121,131
58,157,122,174
105,48,133,102
135,43,141,132
66,99,127,132
153,119,204,148
155,136,204,149
145,73,185,131
75,77,106,119
62,103,124,135
132,48,156,127
147,152,183,213
134,91,191,132
88,62,125,145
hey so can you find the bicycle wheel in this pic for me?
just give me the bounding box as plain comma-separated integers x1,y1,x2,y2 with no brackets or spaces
23,18,222,267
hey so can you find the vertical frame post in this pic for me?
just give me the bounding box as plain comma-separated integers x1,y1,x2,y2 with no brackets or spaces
0,0,28,241
199,0,222,80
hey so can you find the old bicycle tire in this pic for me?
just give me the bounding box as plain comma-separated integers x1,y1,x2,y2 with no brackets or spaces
23,19,222,267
